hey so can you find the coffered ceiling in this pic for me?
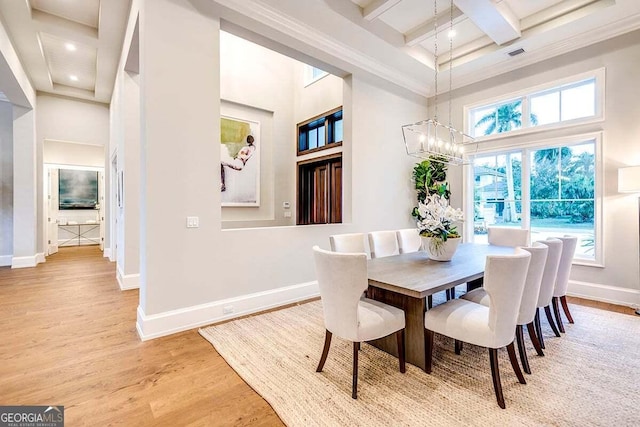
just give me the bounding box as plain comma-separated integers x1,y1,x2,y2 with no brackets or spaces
2,0,640,105
0,0,131,104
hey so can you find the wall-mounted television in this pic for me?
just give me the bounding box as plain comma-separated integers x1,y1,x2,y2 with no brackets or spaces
59,169,99,210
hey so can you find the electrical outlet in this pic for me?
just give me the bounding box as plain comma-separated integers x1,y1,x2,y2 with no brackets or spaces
223,305,234,314
186,216,199,228
284,211,292,218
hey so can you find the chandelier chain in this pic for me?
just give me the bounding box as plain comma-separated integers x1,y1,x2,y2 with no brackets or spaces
449,0,453,127
433,0,438,121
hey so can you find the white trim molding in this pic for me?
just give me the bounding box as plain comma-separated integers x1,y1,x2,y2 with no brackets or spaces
103,247,112,259
0,255,12,267
567,280,640,309
12,255,37,268
136,281,320,341
36,252,45,264
117,267,140,290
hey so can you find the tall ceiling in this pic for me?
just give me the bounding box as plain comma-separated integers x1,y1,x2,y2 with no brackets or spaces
0,0,131,104
2,0,640,105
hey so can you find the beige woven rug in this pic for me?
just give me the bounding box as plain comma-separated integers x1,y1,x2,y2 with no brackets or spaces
199,300,640,426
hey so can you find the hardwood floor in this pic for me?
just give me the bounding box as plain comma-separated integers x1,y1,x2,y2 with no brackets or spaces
0,246,284,426
0,247,636,425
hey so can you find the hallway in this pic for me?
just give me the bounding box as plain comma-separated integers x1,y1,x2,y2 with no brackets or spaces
0,246,281,426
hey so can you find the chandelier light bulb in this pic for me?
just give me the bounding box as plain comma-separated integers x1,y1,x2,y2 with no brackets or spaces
419,134,426,142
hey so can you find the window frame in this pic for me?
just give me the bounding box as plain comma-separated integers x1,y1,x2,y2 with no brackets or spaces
464,68,605,141
463,132,604,267
297,106,343,156
303,65,329,87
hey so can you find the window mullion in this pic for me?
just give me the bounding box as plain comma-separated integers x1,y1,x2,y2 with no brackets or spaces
522,95,529,129
521,149,531,233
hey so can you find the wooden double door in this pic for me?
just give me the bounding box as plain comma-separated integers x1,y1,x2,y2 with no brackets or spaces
297,155,342,225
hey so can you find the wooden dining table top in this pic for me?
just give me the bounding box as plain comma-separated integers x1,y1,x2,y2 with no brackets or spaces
367,243,515,299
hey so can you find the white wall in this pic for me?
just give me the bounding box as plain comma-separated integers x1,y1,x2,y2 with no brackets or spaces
433,30,640,306
133,0,427,339
219,31,295,227
44,141,104,167
37,94,109,259
219,33,346,228
0,101,12,265
37,95,109,146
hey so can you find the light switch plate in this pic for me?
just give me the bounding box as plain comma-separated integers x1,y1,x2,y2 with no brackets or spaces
186,216,199,228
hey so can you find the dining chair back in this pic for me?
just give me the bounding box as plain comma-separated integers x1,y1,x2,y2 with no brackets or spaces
424,249,531,408
313,246,406,399
368,231,400,259
396,228,422,254
552,236,578,332
488,226,529,247
533,238,563,347
329,233,367,255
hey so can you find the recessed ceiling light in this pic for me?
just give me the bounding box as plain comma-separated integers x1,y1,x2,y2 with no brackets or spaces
69,75,79,81
65,43,77,52
447,30,456,39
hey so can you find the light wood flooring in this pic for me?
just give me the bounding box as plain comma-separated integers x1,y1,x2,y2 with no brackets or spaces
0,246,283,426
0,246,635,425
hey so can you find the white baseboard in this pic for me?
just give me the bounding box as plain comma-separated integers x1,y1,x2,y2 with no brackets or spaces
103,248,112,259
36,252,45,264
11,255,37,269
117,266,140,290
0,255,12,267
136,281,320,341
568,280,640,308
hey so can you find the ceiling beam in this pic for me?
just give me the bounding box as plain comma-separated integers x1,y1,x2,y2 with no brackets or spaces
453,0,520,45
404,6,465,47
362,0,402,22
31,10,99,46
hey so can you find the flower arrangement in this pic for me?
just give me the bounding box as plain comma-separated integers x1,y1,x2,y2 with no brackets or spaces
415,193,464,241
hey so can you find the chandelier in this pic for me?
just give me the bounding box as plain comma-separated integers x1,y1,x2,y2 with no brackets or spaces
402,0,474,165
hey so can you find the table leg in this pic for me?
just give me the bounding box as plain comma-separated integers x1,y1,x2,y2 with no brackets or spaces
367,286,428,371
467,277,483,292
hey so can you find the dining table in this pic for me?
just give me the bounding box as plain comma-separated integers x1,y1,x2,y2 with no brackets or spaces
366,242,515,371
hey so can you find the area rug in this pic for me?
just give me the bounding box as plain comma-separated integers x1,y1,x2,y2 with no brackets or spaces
199,300,640,426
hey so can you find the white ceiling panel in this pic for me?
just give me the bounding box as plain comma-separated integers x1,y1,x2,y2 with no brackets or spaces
40,32,96,92
31,0,100,29
419,18,485,55
377,0,452,34
504,0,566,19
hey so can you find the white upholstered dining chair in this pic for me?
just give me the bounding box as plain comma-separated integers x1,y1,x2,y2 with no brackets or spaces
368,231,400,259
396,229,422,254
488,226,530,247
424,249,531,408
462,242,549,374
552,236,578,333
329,233,367,255
313,246,406,399
534,238,563,349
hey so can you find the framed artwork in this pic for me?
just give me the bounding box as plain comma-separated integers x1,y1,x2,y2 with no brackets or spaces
59,169,99,210
220,115,260,207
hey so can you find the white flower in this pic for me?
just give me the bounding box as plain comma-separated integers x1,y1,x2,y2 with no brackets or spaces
414,194,464,239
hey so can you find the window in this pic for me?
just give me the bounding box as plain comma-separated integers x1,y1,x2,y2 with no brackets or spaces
297,108,343,155
304,65,329,86
467,70,603,139
469,136,601,265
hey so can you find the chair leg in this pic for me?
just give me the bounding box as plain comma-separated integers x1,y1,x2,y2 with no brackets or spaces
552,297,565,333
560,295,575,324
427,295,433,309
534,308,545,350
515,325,531,375
526,322,544,356
544,305,561,337
424,329,434,374
489,348,506,409
396,330,406,373
356,342,361,351
316,330,332,372
352,342,359,399
506,342,526,385
455,339,463,355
